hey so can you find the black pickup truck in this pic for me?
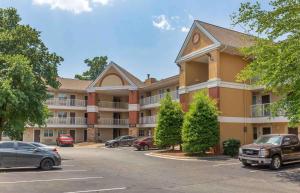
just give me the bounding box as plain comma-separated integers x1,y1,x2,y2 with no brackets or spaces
239,134,300,169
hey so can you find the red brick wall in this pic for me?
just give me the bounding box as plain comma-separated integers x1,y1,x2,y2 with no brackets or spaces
87,92,96,106
180,94,189,112
129,111,139,125
87,112,97,125
129,90,139,104
208,87,220,108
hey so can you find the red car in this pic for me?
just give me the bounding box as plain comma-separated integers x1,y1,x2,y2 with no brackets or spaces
56,134,74,147
133,137,155,151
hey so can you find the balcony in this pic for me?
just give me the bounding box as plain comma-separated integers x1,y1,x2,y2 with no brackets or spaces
46,117,87,127
251,103,285,117
46,98,87,110
97,118,129,128
140,91,179,108
139,116,157,124
98,101,128,112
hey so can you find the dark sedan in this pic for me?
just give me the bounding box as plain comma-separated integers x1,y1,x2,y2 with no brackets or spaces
0,141,61,170
105,135,137,147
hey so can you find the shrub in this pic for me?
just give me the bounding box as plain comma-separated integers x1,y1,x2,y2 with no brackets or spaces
182,91,219,154
223,138,241,157
155,93,184,149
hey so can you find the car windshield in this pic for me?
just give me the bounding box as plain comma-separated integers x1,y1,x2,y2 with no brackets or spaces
254,135,282,145
60,136,71,139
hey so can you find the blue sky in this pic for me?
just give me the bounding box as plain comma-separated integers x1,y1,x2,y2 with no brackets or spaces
0,0,264,81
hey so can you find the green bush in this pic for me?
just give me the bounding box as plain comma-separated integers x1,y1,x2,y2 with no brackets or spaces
223,139,241,157
182,91,219,154
155,93,184,149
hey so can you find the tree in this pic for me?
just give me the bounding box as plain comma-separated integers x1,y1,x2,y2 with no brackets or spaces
155,94,184,149
231,0,300,124
0,8,63,140
182,92,219,154
75,56,108,80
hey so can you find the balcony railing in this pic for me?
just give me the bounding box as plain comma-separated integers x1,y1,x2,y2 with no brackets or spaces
98,101,128,109
46,98,87,107
97,118,129,126
251,103,285,117
139,116,157,124
47,117,87,125
140,91,179,106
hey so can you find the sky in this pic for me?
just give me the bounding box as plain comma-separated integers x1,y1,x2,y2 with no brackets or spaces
0,0,267,81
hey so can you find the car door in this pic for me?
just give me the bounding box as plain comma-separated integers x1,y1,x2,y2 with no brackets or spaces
15,142,44,167
290,135,300,160
0,142,17,168
281,136,295,161
119,136,127,146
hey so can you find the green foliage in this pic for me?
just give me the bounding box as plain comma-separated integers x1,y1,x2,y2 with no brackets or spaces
182,91,219,154
223,138,241,157
75,56,108,80
155,94,184,148
231,0,300,124
0,8,62,139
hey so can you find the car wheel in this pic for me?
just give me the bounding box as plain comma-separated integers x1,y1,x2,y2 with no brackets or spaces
242,161,251,167
270,155,282,170
143,145,149,151
40,158,54,170
113,143,119,148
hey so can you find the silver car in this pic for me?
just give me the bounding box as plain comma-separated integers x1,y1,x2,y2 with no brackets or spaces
0,141,61,170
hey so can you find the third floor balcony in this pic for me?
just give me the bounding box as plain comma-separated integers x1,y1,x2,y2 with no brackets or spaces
46,117,87,126
251,103,285,117
140,91,179,108
139,115,157,124
46,98,87,109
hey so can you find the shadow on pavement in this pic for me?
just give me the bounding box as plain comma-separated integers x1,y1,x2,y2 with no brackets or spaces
0,167,63,173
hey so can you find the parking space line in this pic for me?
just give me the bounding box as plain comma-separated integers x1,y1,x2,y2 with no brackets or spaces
0,170,87,174
212,162,241,167
0,176,103,184
63,187,127,193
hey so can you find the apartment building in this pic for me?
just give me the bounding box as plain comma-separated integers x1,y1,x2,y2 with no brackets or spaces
23,20,299,148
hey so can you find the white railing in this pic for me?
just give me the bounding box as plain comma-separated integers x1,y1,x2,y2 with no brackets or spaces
98,101,128,109
251,103,285,117
46,98,87,107
97,118,129,126
47,117,87,125
140,91,179,106
139,116,157,124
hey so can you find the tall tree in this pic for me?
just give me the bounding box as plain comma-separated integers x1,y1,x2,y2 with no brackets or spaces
75,56,108,80
232,0,300,124
182,92,219,154
0,8,63,140
155,94,184,149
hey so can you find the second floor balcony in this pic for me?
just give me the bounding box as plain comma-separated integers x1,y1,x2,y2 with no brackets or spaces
47,117,87,125
140,91,179,108
46,98,87,108
251,103,285,117
139,115,157,124
97,118,129,128
98,101,128,111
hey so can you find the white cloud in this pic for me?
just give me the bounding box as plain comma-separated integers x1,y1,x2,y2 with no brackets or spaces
181,26,190,33
33,0,113,14
152,15,174,31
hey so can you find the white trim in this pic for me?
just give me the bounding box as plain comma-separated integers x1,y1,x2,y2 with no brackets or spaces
137,124,156,128
218,116,289,123
88,62,138,89
87,105,98,112
87,85,137,93
179,79,263,94
42,125,88,128
128,104,140,111
47,105,86,111
95,125,129,129
98,107,128,112
175,21,221,63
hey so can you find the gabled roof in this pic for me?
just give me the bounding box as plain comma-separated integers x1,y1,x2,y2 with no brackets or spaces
88,61,144,88
48,77,92,91
176,20,255,63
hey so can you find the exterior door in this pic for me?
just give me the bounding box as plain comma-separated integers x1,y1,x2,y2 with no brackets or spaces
113,128,120,139
113,96,121,108
84,129,87,142
113,113,121,125
70,130,76,141
70,112,76,124
261,95,271,116
70,95,76,106
34,130,40,142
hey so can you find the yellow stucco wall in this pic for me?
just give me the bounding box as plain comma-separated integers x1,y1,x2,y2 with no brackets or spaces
101,74,124,86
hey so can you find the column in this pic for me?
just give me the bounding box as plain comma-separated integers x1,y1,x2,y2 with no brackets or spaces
87,92,98,142
128,90,139,137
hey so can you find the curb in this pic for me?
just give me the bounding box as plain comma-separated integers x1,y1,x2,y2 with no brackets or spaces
145,152,233,161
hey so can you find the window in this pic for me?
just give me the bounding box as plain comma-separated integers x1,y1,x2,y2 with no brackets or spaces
58,130,67,135
58,93,67,100
58,112,67,118
253,127,258,140
44,129,54,137
18,142,36,150
139,129,145,137
252,95,257,105
262,127,271,135
0,142,14,149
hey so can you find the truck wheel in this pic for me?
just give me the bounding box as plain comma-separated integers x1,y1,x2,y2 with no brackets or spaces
242,161,251,167
40,158,54,170
270,155,282,170
143,145,149,151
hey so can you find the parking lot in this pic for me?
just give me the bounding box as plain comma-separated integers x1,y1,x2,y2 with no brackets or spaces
0,146,299,193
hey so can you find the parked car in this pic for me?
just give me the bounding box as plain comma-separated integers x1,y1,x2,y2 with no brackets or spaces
239,134,300,169
0,141,61,170
30,142,57,152
105,135,137,147
56,134,74,147
133,137,155,151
